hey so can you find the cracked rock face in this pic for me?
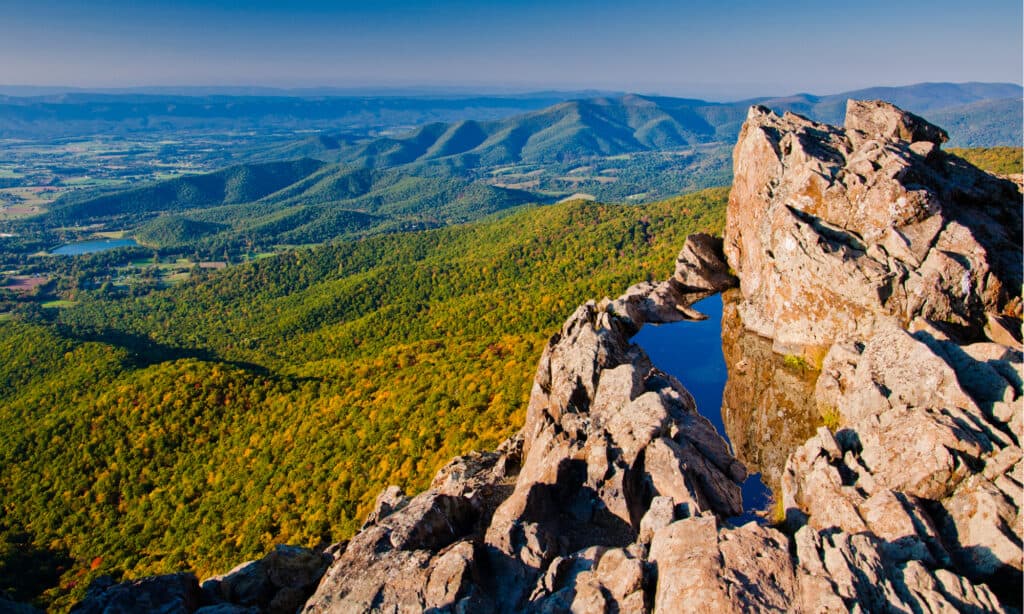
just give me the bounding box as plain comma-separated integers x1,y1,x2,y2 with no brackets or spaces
724,99,1022,351
729,101,1023,611
796,322,1023,586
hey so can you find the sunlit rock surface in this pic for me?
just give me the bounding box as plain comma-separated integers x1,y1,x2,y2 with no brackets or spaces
724,99,1022,352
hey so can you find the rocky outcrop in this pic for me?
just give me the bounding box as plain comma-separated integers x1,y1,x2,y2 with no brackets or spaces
71,102,1022,613
482,295,746,609
296,237,751,613
727,102,1023,609
724,99,1021,353
300,108,1021,606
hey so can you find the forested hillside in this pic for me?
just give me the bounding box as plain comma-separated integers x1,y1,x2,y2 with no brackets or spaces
43,159,326,226
0,189,727,610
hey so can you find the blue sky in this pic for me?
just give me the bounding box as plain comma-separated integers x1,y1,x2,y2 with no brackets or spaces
1,0,1021,99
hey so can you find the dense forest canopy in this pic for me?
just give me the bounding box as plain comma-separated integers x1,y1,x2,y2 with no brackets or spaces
0,189,727,610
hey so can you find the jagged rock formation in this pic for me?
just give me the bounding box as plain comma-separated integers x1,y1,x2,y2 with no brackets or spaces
73,546,330,614
727,101,1023,610
72,102,1022,613
725,99,1021,352
301,234,745,613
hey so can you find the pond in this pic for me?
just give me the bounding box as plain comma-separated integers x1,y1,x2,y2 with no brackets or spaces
51,238,138,256
631,292,774,523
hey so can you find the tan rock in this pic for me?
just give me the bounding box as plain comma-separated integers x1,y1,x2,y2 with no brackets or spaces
844,99,949,145
672,233,738,292
649,516,797,613
724,102,1021,348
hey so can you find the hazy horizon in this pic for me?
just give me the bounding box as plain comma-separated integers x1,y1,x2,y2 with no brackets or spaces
2,0,1021,100
0,80,1022,104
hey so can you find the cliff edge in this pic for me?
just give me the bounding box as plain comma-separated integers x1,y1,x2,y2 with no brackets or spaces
74,101,1023,613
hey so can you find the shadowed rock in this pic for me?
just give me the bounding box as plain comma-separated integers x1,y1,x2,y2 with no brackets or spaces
71,573,201,614
200,545,330,614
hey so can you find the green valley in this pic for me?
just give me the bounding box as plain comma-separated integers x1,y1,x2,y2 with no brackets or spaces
0,189,727,610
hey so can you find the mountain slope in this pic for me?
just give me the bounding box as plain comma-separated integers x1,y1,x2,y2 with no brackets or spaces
45,159,326,225
927,97,1024,147
331,82,1022,170
0,189,728,610
40,161,540,250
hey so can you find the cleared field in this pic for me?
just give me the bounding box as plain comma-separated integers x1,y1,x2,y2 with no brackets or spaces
490,179,540,190
60,177,128,188
0,186,66,207
3,276,48,292
0,206,41,218
557,192,596,203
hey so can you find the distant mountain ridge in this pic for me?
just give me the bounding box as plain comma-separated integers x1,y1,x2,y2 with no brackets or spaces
319,82,1022,168
0,92,607,138
0,82,1017,146
26,82,1023,252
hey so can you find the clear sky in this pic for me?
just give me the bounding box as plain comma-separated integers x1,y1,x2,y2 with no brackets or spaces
1,0,1021,99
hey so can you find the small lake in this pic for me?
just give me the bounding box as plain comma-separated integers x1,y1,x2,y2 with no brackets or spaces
51,238,138,256
631,293,772,522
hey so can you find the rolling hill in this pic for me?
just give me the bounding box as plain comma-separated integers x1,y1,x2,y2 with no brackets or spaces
25,82,1022,254
44,158,326,226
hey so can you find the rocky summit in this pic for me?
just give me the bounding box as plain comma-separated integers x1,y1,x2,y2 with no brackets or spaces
725,100,1021,352
73,101,1022,613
